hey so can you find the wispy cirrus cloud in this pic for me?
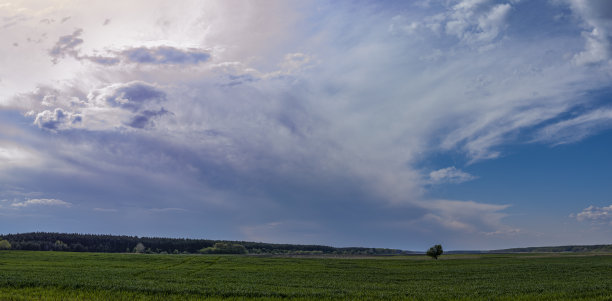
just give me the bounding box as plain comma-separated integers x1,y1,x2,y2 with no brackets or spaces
93,207,117,212
147,207,186,213
535,108,612,144
10,198,71,208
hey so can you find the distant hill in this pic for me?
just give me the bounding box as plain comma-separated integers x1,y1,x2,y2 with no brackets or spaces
0,232,409,255
490,244,612,253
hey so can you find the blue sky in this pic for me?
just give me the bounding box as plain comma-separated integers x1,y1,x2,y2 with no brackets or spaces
0,0,611,250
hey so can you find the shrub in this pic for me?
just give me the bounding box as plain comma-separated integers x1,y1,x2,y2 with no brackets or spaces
199,242,247,254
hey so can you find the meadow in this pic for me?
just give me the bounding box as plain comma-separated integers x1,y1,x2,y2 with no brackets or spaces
0,251,610,300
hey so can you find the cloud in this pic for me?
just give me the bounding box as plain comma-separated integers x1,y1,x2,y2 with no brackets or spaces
127,108,171,129
570,0,612,64
93,207,117,212
10,198,72,208
33,108,81,131
0,141,42,171
82,55,121,65
14,81,170,131
48,29,84,64
48,29,210,66
535,108,612,144
429,167,476,184
48,30,210,66
413,199,518,236
120,46,210,65
571,204,612,224
12,2,603,203
445,1,513,45
147,207,186,213
391,0,514,47
90,81,166,112
1,13,28,29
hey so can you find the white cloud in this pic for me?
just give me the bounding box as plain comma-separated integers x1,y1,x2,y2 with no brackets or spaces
390,0,514,48
571,205,612,224
445,0,513,45
429,167,476,184
10,198,72,208
569,0,612,64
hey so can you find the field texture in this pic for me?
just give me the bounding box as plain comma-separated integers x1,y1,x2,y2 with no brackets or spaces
0,251,610,300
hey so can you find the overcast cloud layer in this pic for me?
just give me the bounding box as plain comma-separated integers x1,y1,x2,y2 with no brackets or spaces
1,0,611,250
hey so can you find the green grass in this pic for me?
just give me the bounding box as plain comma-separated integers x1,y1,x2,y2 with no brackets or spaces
0,251,611,300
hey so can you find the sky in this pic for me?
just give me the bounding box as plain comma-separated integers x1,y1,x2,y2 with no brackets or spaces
0,0,611,251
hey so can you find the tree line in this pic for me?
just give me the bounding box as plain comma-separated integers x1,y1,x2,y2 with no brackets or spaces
0,232,408,255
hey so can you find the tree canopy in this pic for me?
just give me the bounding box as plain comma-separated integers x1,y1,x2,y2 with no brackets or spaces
0,239,11,250
426,244,443,260
0,232,408,255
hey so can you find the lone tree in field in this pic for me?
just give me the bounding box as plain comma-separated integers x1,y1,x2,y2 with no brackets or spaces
426,244,443,260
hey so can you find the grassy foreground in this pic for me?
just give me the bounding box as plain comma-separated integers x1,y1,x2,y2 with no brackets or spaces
0,251,610,300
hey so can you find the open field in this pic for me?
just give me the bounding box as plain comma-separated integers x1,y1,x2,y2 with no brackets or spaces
0,251,611,300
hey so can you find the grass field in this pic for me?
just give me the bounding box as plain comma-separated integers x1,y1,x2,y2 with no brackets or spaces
0,251,610,300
